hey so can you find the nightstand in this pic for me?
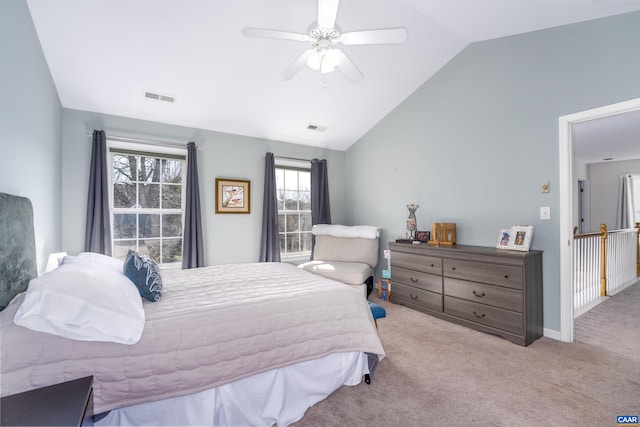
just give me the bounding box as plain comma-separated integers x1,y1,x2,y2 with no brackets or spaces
1,376,93,426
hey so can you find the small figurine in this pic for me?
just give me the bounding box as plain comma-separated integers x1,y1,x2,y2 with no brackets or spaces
406,203,419,240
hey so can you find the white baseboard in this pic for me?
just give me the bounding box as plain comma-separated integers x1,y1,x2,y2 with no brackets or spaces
544,328,562,341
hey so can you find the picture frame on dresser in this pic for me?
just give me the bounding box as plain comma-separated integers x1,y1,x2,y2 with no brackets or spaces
497,225,533,252
496,228,511,248
415,231,430,242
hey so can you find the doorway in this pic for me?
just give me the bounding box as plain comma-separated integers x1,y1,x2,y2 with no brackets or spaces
558,97,640,342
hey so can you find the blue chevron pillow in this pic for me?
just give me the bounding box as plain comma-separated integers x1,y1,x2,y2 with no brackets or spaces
123,250,163,302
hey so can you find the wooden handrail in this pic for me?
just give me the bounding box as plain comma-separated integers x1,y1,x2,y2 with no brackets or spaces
574,227,637,239
574,231,604,239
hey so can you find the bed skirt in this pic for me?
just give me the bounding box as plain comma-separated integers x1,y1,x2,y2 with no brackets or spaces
96,351,369,427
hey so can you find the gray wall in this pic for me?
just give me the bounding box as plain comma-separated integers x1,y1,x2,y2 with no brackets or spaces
61,109,346,266
345,11,640,333
588,159,640,230
0,0,62,274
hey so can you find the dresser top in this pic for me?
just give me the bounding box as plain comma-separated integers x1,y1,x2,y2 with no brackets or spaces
389,242,543,258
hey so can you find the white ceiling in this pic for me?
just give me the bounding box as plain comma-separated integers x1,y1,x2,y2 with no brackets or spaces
572,109,640,164
26,0,640,152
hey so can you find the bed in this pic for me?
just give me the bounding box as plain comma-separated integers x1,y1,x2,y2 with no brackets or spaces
0,192,385,426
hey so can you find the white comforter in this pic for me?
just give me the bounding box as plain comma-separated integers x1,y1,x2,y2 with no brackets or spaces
0,262,384,414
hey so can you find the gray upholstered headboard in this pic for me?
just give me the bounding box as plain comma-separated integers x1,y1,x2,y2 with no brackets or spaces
0,192,37,311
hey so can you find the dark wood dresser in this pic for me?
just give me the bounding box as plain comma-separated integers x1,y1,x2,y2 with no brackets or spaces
1,376,93,426
389,243,543,346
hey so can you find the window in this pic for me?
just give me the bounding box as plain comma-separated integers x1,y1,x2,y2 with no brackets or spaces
276,167,312,258
109,147,186,266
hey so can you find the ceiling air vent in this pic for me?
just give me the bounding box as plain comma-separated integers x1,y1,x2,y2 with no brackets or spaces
144,91,175,104
307,123,327,132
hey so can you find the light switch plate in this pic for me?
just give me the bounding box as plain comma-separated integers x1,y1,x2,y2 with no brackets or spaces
540,206,551,220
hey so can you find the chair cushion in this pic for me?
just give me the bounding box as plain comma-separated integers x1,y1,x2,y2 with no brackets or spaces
298,260,372,285
313,235,379,268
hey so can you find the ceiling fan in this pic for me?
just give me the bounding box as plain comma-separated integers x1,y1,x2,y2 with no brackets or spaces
242,0,407,82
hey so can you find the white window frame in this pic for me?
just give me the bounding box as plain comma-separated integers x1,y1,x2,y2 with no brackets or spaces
275,158,312,260
107,140,187,268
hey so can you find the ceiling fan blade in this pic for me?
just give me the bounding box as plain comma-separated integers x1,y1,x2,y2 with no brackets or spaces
333,49,363,83
280,49,316,81
340,28,407,45
318,0,340,30
242,28,312,42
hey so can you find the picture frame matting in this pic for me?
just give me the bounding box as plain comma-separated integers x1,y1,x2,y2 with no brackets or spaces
215,178,250,214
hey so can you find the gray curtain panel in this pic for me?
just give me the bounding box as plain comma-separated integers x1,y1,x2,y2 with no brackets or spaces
84,130,112,255
615,173,634,229
182,142,205,269
259,152,281,262
311,158,331,225
310,158,331,259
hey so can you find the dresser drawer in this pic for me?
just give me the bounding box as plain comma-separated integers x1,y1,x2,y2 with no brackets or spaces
444,278,523,312
391,251,442,275
392,283,442,311
391,267,442,293
444,296,523,335
443,259,523,290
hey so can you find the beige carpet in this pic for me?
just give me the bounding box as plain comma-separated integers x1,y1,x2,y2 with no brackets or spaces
574,281,640,361
294,297,640,427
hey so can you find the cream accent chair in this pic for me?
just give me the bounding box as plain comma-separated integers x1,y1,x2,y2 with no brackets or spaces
298,225,380,298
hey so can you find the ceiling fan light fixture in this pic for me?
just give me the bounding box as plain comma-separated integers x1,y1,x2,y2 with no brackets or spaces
307,48,340,73
306,51,322,71
321,49,340,73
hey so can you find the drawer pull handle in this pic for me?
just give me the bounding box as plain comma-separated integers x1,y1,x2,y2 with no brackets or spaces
409,294,419,300
451,267,456,271
504,275,509,279
430,264,435,267
472,291,485,297
473,311,486,318
410,277,418,283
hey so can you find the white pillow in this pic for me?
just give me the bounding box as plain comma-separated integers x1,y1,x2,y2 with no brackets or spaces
14,261,145,345
61,252,124,274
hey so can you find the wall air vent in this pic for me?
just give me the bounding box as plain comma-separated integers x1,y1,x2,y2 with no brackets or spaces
307,123,327,132
144,91,175,104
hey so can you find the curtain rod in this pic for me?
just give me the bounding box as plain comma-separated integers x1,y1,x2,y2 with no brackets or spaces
270,154,330,162
87,132,192,149
273,155,316,162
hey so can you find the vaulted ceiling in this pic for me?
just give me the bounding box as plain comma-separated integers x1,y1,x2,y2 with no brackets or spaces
27,0,640,152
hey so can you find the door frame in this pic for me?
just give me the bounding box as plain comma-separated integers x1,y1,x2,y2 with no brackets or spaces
558,97,640,342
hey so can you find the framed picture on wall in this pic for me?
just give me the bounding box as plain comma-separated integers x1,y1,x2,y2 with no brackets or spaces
215,178,250,214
